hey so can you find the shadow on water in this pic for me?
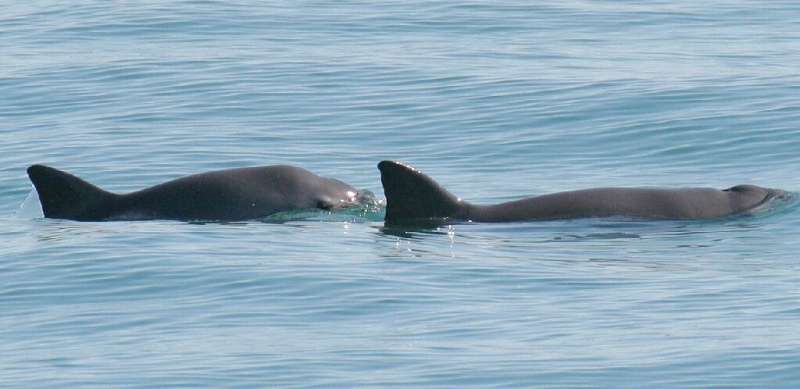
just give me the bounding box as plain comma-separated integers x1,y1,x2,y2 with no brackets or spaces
259,204,385,224
376,224,454,239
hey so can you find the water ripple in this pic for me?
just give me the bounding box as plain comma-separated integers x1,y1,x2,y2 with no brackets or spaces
3,1,800,387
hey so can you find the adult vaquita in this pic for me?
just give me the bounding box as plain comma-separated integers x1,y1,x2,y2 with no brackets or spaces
26,164,376,222
378,160,788,226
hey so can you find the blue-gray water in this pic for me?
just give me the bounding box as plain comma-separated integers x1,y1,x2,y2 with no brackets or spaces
3,1,800,387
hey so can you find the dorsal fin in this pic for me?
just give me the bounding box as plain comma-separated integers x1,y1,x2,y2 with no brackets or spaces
377,161,467,225
26,165,117,221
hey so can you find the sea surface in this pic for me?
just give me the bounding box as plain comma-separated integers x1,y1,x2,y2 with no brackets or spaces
3,1,800,387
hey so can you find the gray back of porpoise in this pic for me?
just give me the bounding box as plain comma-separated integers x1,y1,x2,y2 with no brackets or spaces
378,160,783,225
27,164,364,222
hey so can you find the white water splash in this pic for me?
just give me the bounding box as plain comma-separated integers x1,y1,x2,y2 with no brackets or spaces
16,186,43,219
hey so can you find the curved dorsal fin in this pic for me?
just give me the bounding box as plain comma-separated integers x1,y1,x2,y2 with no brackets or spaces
27,165,117,221
377,161,467,225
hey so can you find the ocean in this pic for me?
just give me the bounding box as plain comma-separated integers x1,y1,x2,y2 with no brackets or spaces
2,1,800,387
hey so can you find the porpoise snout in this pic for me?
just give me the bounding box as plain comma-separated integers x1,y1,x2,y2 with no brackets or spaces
767,188,790,201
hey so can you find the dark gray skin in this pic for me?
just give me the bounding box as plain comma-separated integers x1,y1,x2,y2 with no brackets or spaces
378,160,784,225
27,164,368,222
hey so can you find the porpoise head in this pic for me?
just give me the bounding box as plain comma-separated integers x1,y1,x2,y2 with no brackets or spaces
312,176,381,211
724,184,787,213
